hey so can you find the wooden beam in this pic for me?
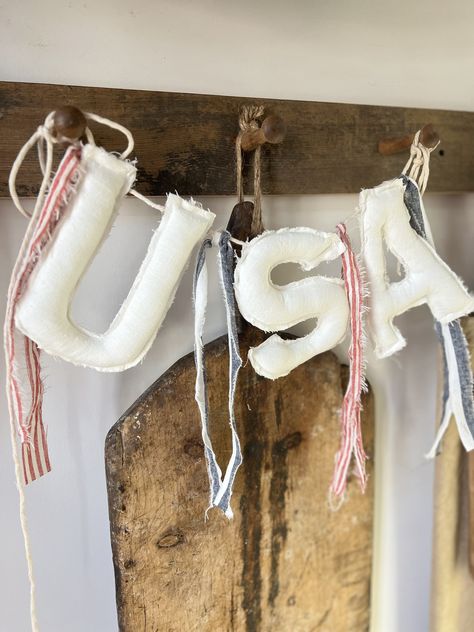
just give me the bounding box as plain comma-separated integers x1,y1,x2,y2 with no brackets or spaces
1,80,474,197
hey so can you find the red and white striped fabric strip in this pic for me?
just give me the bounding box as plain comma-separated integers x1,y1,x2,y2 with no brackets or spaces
330,222,368,499
5,146,82,484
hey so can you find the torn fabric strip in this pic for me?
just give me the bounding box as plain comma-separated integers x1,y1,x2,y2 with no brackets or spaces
402,176,474,454
5,146,83,483
193,238,223,506
330,223,368,498
193,231,243,518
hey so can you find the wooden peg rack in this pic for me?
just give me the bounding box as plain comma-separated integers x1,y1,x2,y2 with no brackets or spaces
1,80,474,198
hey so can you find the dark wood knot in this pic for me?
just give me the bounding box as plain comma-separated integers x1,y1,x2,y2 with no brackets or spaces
157,528,186,549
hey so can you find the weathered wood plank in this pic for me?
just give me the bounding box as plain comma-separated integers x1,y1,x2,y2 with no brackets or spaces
1,80,473,197
106,328,375,631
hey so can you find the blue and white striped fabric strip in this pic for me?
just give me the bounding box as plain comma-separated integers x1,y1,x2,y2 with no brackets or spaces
213,231,243,518
192,231,243,518
428,320,474,455
193,238,223,507
402,177,474,454
446,321,474,438
432,321,451,456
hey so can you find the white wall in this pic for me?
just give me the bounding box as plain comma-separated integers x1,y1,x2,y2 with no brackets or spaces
1,1,474,631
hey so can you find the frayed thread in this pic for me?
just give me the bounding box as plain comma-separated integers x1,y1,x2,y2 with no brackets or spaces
329,223,369,503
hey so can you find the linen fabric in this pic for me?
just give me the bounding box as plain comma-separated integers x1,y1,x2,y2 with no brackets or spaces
15,144,215,371
234,227,349,379
359,178,474,359
193,231,242,518
402,176,474,453
6,146,82,483
430,317,474,632
330,223,368,499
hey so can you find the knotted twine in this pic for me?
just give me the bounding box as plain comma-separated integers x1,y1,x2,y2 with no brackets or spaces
235,104,265,235
193,105,266,517
401,132,474,456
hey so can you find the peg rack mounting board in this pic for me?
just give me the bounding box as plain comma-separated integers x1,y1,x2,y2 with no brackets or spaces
1,80,474,196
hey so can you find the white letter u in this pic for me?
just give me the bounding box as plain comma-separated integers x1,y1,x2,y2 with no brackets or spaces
15,144,215,371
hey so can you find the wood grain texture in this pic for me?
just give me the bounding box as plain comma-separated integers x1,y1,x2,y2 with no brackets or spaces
1,80,474,197
106,328,375,631
469,452,474,579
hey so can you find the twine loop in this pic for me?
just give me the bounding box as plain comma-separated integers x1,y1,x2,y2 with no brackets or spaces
235,105,265,236
403,129,440,195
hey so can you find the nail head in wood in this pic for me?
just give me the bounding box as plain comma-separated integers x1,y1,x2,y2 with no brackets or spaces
378,123,439,156
53,105,87,142
240,114,286,152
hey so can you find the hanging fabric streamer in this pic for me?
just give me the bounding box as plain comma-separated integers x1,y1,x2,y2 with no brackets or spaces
193,231,243,518
5,144,82,484
193,104,267,517
401,132,474,455
5,114,91,632
5,109,163,632
5,110,142,485
7,108,216,488
193,238,222,506
330,223,368,500
214,231,244,514
4,143,82,632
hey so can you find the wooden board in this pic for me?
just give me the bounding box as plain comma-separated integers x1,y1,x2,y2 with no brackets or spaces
1,80,474,197
106,328,375,631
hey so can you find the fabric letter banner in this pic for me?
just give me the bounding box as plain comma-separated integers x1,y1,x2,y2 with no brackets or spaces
15,144,215,371
8,143,215,483
359,178,474,359
234,227,349,379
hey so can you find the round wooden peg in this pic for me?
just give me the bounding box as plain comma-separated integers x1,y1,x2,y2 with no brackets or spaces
240,114,286,152
419,123,439,149
378,123,439,156
53,105,87,142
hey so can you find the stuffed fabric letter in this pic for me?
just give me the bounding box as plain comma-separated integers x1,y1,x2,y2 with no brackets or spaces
15,144,215,370
360,178,474,358
234,227,349,379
